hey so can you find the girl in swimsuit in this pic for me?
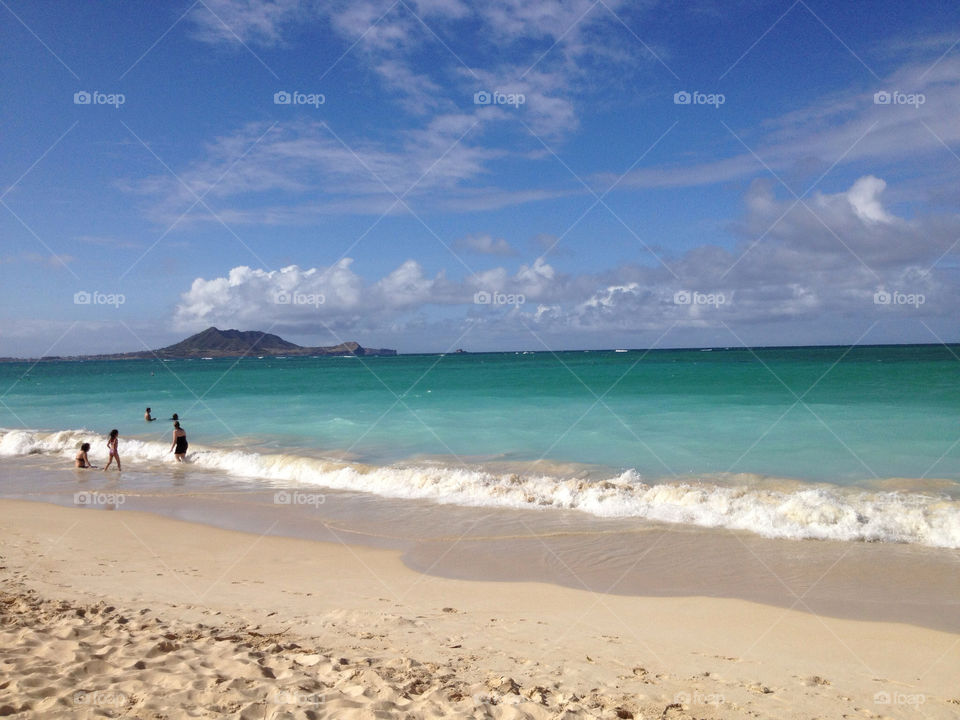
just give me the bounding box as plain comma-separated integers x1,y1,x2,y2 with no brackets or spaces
75,442,95,469
103,429,121,471
171,421,188,462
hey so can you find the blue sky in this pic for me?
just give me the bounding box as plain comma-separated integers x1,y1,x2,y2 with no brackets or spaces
1,0,958,356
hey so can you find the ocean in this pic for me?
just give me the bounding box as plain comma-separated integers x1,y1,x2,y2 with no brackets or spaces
2,344,959,548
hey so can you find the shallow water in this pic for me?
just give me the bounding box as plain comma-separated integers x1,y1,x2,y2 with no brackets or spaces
3,456,958,633
2,345,960,547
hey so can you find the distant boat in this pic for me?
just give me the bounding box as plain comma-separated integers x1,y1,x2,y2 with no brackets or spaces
700,348,713,352
614,349,628,353
201,357,213,360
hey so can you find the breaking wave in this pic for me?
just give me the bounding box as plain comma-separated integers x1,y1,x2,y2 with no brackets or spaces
3,428,959,549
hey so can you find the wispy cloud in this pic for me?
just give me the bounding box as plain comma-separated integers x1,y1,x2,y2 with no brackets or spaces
453,233,518,256
609,57,960,191
189,0,303,46
122,117,584,223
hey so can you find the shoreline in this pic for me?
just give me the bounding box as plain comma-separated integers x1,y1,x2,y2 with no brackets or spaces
3,454,960,634
1,499,957,719
4,428,960,553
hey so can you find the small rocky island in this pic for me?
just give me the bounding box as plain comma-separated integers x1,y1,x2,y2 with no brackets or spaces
3,327,397,361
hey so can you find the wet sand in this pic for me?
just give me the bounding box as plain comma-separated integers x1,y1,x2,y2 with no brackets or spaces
3,454,959,633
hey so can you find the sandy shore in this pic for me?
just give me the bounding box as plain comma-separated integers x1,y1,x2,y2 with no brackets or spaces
0,499,957,719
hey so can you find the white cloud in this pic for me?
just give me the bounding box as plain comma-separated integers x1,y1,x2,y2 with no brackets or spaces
611,56,960,191
125,120,505,223
183,0,654,155
845,175,893,224
453,233,517,255
374,59,447,115
189,0,302,46
168,170,960,347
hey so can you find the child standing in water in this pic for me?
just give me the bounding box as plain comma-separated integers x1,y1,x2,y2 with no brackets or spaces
103,429,121,471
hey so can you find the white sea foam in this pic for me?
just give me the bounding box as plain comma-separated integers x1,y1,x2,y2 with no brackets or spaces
3,427,959,549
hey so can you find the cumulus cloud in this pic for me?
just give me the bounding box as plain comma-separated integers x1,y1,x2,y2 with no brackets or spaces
171,175,960,349
845,176,894,224
172,256,556,333
175,261,417,331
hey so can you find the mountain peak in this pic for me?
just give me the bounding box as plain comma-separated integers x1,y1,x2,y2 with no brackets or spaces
160,327,302,355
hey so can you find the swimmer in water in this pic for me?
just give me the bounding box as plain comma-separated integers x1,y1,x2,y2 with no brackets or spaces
75,443,95,468
170,421,188,462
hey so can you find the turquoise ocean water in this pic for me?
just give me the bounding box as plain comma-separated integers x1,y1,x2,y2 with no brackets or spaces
2,345,959,546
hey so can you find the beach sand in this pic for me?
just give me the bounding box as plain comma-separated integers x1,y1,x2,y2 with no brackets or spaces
0,499,957,719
